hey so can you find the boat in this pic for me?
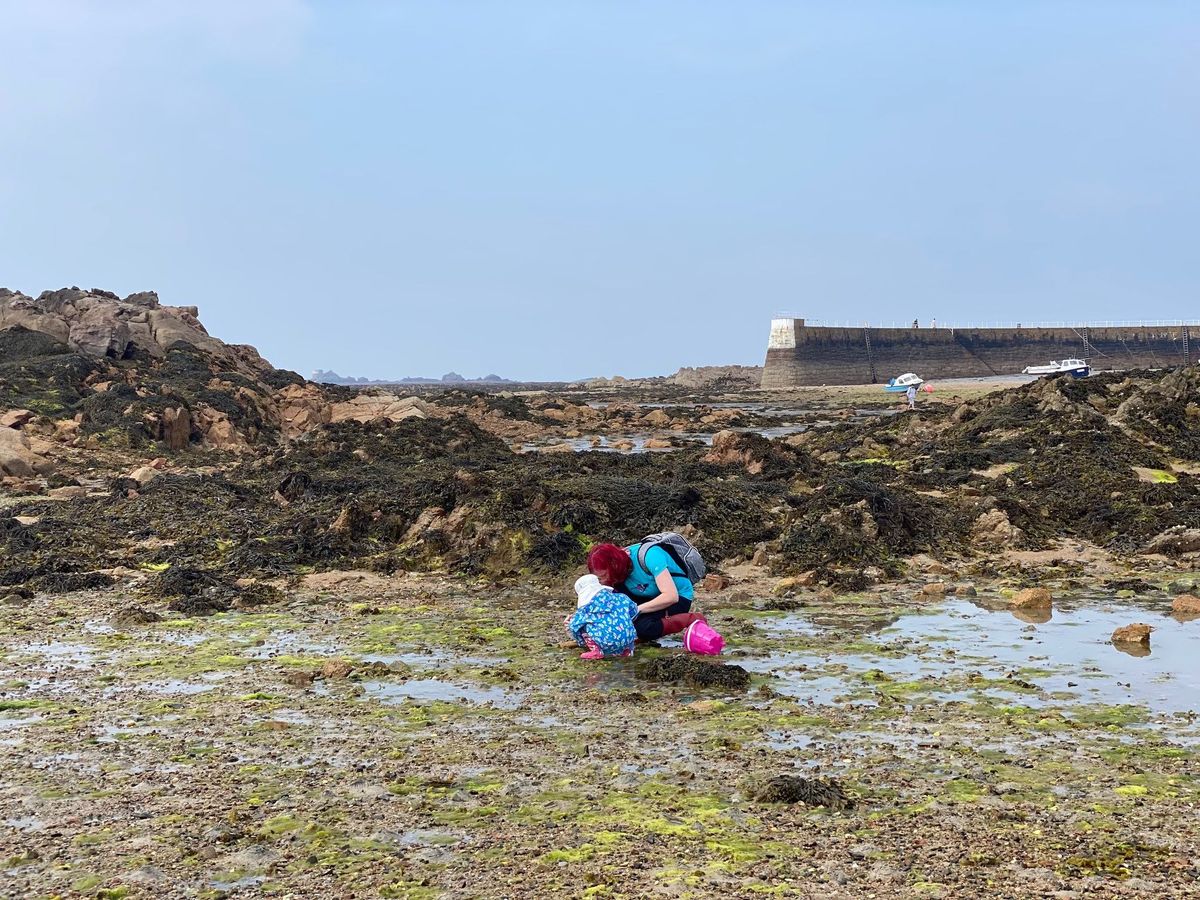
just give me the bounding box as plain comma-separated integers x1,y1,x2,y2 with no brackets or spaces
883,372,924,392
1022,358,1090,377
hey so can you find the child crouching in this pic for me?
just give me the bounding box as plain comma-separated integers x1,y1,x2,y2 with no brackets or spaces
567,574,638,660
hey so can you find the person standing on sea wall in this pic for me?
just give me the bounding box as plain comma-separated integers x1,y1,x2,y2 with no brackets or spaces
906,384,918,410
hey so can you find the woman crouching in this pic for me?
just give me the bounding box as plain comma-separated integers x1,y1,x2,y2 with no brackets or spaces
586,542,705,642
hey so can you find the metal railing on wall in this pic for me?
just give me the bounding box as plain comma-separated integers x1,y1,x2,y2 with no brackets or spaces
771,316,1200,330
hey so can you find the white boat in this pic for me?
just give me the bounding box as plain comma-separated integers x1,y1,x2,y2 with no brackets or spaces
884,372,924,392
1022,358,1090,377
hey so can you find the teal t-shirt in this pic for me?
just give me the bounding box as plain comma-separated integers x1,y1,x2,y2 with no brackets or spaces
623,543,694,601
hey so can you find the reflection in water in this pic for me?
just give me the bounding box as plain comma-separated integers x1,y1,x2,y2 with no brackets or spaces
362,679,522,709
1011,607,1053,625
1112,641,1151,658
757,596,1200,716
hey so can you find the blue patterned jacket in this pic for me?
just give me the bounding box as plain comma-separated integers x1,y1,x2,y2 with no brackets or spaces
568,589,639,655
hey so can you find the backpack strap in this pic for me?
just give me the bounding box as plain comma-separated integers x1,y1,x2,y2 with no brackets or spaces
636,540,656,576
637,536,684,577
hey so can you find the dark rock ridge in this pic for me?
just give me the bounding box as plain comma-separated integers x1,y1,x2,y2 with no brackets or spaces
312,369,513,385
580,365,763,390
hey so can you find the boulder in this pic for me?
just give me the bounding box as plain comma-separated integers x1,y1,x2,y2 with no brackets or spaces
161,406,191,451
702,430,777,475
53,418,81,442
0,409,34,429
194,409,247,451
330,504,371,537
0,426,45,477
702,574,730,592
0,447,34,478
773,571,818,594
643,438,672,450
320,659,354,680
970,509,1023,548
1171,594,1200,614
1111,623,1152,645
127,466,160,488
1011,587,1052,609
286,670,317,688
643,409,672,427
1141,527,1200,557
909,554,953,575
920,582,947,597
47,485,87,500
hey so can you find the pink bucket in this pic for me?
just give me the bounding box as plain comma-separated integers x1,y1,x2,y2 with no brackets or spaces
683,620,725,655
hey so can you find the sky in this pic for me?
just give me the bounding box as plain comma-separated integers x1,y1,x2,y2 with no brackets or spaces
1,1,1197,380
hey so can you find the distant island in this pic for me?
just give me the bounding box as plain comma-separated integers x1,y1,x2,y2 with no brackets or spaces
312,370,513,386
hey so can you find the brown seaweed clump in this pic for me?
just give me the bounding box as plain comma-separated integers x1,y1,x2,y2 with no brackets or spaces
752,775,853,809
640,655,751,690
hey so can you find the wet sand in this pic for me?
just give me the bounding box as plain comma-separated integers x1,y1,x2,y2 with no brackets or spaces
2,567,1198,898
3,363,1200,897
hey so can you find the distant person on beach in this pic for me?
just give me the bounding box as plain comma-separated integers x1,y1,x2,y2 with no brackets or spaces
906,384,918,410
912,319,919,329
586,543,705,642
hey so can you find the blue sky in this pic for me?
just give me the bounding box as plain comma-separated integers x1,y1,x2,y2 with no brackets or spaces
1,1,1197,380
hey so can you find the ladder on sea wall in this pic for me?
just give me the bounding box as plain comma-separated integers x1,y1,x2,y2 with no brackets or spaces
863,328,878,383
1183,325,1191,364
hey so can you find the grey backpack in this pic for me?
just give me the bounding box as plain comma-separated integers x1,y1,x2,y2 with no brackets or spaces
637,532,707,585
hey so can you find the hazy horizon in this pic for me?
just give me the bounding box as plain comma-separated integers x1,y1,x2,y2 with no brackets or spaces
2,1,1198,380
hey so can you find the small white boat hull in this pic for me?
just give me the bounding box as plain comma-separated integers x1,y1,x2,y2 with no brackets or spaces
1022,359,1090,377
884,373,924,392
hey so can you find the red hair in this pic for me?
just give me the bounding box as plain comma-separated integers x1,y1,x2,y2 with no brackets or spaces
587,543,632,587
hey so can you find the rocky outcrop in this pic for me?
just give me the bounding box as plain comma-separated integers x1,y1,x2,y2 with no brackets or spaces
668,365,763,390
0,287,239,365
0,288,315,454
278,384,332,435
581,365,763,391
702,429,809,476
330,393,430,424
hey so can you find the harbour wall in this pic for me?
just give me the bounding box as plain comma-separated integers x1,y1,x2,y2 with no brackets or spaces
760,319,1198,388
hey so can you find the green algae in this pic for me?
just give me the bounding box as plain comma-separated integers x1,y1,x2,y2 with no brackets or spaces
0,698,51,711
541,845,597,864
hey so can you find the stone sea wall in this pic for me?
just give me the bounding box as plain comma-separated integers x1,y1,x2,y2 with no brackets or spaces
760,319,1198,387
